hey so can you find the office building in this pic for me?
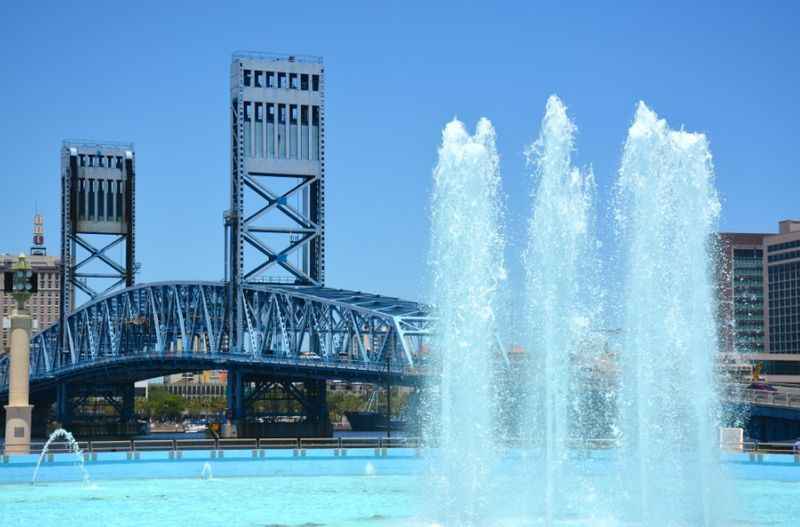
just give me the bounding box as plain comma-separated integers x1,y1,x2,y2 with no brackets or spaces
718,232,770,355
719,220,800,382
765,220,800,362
1,216,60,353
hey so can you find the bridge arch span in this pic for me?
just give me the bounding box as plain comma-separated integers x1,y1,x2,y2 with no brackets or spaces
0,281,433,397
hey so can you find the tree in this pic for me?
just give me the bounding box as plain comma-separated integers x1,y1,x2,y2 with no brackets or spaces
139,387,186,421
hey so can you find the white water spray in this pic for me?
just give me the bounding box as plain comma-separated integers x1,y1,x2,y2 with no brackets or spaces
427,117,506,525
615,102,722,525
523,95,600,523
32,428,90,485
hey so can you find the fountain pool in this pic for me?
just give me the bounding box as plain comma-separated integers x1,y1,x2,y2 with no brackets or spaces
1,450,800,526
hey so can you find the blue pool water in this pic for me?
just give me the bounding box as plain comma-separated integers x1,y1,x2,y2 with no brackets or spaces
2,450,800,526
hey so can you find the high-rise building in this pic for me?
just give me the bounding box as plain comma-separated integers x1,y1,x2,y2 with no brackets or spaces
765,220,800,361
1,215,61,353
1,256,61,354
719,219,800,382
718,232,770,355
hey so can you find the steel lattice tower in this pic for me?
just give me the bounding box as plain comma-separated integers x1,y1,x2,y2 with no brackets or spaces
227,52,326,347
60,141,136,326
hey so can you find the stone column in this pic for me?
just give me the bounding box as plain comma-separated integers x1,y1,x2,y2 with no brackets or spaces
4,308,33,454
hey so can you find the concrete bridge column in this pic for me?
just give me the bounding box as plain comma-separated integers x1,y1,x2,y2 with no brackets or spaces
4,304,33,454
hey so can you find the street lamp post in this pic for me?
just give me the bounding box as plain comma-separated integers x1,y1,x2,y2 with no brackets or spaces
4,254,37,454
386,348,391,440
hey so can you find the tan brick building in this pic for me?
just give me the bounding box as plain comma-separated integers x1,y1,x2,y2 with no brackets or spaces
1,254,61,354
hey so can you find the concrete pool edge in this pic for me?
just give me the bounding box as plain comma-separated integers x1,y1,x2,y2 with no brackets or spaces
3,448,800,485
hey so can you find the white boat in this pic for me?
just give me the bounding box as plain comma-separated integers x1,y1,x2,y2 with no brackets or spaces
185,424,207,433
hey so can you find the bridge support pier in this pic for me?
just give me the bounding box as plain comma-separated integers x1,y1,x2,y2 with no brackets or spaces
4,303,33,454
121,384,135,424
53,383,139,438
305,379,330,437
56,383,72,429
224,369,243,438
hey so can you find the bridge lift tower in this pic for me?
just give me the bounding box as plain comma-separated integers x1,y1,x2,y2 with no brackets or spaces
57,142,137,435
226,52,326,348
225,52,328,435
60,141,136,314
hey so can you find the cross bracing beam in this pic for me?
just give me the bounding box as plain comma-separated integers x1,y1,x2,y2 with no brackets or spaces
0,281,435,394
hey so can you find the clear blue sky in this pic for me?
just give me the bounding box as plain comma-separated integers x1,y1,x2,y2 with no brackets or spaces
1,2,797,303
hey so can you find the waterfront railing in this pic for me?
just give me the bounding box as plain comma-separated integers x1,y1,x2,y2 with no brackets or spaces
10,436,800,458
14,436,422,455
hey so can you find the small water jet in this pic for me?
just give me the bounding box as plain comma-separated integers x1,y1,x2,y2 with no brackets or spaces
200,462,213,480
32,428,90,485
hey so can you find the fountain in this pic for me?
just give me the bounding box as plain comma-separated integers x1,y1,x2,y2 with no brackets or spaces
426,117,506,525
200,462,213,480
426,99,726,525
523,95,601,523
32,428,90,485
614,101,724,525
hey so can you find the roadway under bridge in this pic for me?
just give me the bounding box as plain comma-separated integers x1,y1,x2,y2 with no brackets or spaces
0,281,434,438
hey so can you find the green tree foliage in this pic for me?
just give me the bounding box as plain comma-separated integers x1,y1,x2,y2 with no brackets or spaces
137,387,186,421
327,391,368,424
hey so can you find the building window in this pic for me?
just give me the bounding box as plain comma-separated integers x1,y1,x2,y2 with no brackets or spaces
243,102,252,157
266,103,275,158
289,105,298,159
254,70,263,88
312,74,320,91
107,181,114,220
78,180,87,220
301,105,309,160
290,73,299,89
97,180,104,219
266,71,274,88
277,104,286,158
116,181,123,221
243,69,252,87
255,103,264,159
301,74,309,91
88,180,95,220
311,106,320,160
278,72,287,89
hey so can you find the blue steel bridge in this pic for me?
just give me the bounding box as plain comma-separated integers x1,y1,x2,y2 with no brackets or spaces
0,54,443,438
0,281,434,437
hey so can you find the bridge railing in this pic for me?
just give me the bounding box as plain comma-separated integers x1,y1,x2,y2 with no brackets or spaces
729,441,800,455
725,384,800,409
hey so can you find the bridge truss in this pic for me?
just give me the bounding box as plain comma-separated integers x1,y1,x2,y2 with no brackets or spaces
0,281,433,391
